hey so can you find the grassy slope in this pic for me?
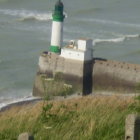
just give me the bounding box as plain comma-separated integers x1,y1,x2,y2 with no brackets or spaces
0,95,139,140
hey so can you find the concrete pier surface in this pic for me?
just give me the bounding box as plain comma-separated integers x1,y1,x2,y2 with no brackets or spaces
33,52,140,97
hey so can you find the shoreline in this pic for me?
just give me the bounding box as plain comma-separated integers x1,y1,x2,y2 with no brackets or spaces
0,97,42,112
0,91,139,113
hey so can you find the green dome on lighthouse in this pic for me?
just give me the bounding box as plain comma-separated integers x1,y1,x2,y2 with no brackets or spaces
55,0,63,8
53,0,65,22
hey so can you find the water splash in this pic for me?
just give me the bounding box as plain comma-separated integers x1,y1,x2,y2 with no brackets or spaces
0,9,52,21
93,34,140,46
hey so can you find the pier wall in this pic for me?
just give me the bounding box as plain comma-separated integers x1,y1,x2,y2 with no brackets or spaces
93,59,140,83
33,52,140,96
33,52,93,96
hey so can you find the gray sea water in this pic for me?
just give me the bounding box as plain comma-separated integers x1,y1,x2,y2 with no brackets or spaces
0,0,140,107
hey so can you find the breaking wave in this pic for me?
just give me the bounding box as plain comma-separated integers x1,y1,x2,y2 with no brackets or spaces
0,95,41,111
124,34,140,38
0,8,67,21
93,34,140,46
0,9,52,21
79,18,140,28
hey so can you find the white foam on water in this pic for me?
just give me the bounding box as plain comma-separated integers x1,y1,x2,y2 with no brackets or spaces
0,8,67,21
93,37,125,45
0,94,41,111
93,34,140,46
124,34,140,38
0,9,52,21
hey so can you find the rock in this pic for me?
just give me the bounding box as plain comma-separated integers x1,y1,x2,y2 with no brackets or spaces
125,114,140,140
18,132,34,140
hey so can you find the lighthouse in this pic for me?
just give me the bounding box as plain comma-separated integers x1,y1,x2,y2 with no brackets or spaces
33,0,94,97
50,0,65,53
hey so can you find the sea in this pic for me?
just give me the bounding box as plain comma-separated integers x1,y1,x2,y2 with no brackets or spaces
0,0,140,109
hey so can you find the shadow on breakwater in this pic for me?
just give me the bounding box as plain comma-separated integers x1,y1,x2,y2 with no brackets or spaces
83,60,93,95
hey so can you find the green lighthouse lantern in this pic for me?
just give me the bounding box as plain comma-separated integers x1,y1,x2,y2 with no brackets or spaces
53,0,65,22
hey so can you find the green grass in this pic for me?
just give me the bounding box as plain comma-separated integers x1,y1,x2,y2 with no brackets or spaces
0,95,139,140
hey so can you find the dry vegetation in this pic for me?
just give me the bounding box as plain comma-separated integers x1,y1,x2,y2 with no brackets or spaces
0,95,139,140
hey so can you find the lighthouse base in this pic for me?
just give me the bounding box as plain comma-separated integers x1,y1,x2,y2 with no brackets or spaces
33,52,93,97
33,52,140,97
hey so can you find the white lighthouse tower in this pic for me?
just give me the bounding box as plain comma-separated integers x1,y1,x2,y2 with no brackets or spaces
50,0,65,53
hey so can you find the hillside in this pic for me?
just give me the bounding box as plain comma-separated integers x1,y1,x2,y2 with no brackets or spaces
0,95,139,140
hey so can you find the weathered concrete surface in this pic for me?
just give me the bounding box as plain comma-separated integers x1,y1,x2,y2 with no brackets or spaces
125,114,140,140
33,52,93,96
93,58,140,92
33,72,83,97
38,52,90,77
18,132,34,140
93,59,140,84
33,52,140,97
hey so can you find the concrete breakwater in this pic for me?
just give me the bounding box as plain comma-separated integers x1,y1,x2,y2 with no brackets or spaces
33,52,93,96
33,52,140,97
94,58,140,83
93,58,140,92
